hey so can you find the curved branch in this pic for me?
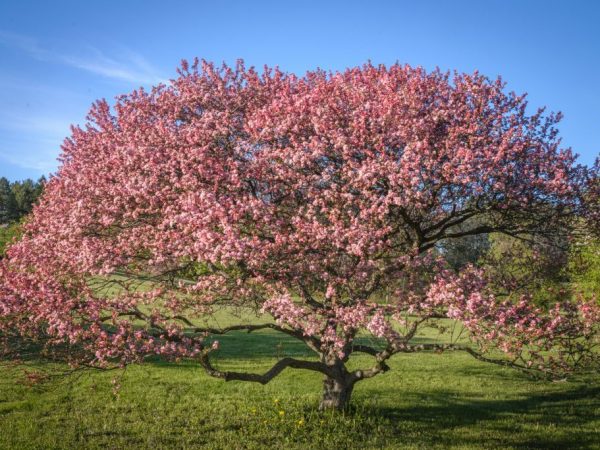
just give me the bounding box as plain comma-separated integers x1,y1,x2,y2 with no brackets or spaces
173,318,276,335
100,311,323,355
350,346,394,381
199,354,330,384
351,342,545,383
297,282,325,309
176,320,322,354
398,343,553,377
350,344,380,356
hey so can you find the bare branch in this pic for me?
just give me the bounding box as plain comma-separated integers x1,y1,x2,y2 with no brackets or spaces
199,354,329,384
350,344,380,356
350,342,550,383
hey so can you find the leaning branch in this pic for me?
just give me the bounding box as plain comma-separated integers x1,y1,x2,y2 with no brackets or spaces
351,342,545,383
199,354,329,384
350,344,380,356
173,319,322,354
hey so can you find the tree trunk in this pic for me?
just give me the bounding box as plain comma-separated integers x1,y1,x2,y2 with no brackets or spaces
319,375,354,411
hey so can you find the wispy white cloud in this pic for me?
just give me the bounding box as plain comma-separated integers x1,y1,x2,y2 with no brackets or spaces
0,75,87,97
0,31,168,178
0,148,58,172
0,130,60,173
0,111,72,174
0,111,74,138
0,30,166,85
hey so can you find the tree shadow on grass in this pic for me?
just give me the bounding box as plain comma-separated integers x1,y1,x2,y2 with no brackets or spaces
2,333,598,448
142,332,600,448
354,385,600,449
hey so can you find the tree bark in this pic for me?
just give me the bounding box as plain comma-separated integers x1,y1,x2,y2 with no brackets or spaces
319,375,354,411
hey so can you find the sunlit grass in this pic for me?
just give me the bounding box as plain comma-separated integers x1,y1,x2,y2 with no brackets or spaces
1,316,599,449
1,275,598,448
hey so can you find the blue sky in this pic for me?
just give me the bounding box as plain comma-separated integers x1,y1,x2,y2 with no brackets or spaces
0,0,598,181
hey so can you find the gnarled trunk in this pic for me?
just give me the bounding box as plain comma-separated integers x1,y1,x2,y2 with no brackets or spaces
319,375,354,411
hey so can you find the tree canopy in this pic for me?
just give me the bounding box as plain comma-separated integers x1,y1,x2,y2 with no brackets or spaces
1,60,598,410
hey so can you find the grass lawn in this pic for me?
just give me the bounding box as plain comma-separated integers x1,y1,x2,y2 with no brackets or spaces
0,310,599,449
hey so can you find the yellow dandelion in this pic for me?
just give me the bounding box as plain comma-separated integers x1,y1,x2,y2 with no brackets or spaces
279,410,285,417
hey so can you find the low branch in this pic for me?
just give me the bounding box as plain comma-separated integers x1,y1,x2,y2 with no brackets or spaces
396,343,551,377
350,344,380,356
175,320,322,354
199,354,329,384
297,283,325,309
351,342,546,383
351,346,394,381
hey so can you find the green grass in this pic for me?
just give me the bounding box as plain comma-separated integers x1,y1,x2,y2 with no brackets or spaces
1,321,599,450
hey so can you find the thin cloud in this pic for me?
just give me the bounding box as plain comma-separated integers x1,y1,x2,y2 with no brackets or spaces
0,136,60,172
0,150,57,172
0,112,73,174
0,112,74,138
0,30,165,85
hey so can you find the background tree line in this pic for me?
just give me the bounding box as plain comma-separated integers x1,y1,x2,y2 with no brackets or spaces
442,225,600,303
438,169,599,299
0,176,45,256
0,176,45,223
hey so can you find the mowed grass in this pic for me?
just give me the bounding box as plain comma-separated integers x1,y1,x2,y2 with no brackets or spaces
0,309,599,449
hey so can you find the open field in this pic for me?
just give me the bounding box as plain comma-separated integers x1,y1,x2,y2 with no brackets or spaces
1,314,599,450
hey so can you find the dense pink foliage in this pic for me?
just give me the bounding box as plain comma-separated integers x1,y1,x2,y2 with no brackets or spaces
0,60,598,380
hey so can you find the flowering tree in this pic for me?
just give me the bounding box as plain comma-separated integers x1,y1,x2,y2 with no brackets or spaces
1,60,598,410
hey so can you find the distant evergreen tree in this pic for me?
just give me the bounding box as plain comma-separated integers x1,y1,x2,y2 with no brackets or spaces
35,175,47,199
0,177,45,223
0,177,18,223
12,178,37,216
